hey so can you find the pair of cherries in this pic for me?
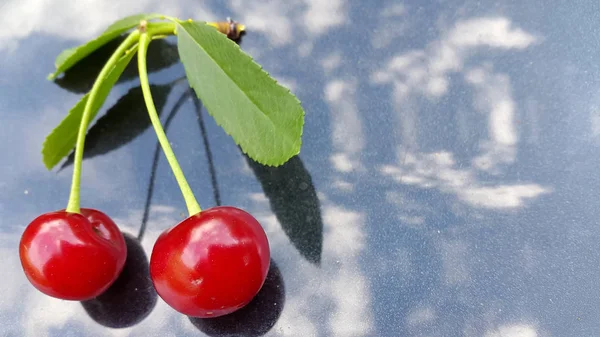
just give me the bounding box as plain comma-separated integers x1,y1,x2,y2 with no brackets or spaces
19,205,271,318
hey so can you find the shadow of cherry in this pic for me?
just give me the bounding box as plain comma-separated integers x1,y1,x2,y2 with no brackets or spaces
189,259,285,337
80,232,157,328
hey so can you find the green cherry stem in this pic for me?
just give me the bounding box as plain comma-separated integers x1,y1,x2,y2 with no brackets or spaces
137,25,201,216
66,30,141,214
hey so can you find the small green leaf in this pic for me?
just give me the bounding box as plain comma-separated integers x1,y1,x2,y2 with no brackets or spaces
42,48,138,170
48,13,161,80
176,21,304,166
55,37,179,94
59,83,173,170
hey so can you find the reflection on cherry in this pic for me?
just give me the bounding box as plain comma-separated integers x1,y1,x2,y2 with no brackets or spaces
189,259,285,337
81,232,157,328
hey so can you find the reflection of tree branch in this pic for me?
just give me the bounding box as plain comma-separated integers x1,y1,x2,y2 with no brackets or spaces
191,95,221,206
139,89,192,241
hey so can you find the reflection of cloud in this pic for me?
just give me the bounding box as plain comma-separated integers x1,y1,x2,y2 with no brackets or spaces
325,78,365,172
466,66,517,146
372,3,409,49
449,18,536,49
229,0,296,46
332,178,354,192
10,105,66,174
460,184,549,209
466,65,518,172
23,293,80,337
0,0,216,52
302,0,347,35
371,17,537,165
381,3,407,17
322,206,372,337
372,16,545,209
248,195,373,336
406,305,436,327
77,148,139,199
485,324,538,337
321,52,343,74
229,0,348,47
111,205,183,253
381,151,550,209
372,17,537,98
1,95,139,216
438,239,470,285
0,234,31,336
587,91,600,144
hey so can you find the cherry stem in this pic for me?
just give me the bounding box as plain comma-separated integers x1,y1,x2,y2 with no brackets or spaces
66,30,140,214
138,25,201,216
140,89,192,241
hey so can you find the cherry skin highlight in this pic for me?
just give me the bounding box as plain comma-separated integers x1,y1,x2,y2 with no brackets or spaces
19,208,127,301
149,206,270,318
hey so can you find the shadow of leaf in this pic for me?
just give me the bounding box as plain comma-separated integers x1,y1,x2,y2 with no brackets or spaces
59,83,173,170
224,33,321,263
54,37,180,94
80,232,157,328
189,259,285,336
190,95,322,265
244,155,323,265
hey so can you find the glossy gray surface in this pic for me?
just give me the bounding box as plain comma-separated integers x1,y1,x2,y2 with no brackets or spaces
2,1,599,336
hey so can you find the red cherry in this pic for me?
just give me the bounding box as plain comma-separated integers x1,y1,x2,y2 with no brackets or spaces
149,206,270,318
19,208,127,301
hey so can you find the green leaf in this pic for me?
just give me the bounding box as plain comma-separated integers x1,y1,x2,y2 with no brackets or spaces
244,154,323,265
55,37,179,94
42,48,138,170
176,21,304,166
59,83,173,170
48,13,161,80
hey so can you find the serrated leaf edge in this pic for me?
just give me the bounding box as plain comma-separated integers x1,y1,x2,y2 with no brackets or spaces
176,21,305,167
